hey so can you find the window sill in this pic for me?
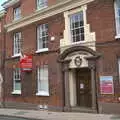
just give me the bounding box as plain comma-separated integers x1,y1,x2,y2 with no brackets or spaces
12,53,21,58
36,48,48,53
36,91,49,96
115,35,120,39
12,90,21,95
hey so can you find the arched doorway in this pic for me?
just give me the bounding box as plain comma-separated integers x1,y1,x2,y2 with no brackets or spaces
58,45,100,112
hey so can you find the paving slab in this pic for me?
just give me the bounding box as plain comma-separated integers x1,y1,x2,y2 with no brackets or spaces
0,108,118,120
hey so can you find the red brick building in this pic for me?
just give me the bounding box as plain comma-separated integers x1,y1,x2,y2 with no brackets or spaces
0,0,120,114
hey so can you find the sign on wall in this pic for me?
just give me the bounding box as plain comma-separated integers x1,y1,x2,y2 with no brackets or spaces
20,55,32,72
100,76,114,94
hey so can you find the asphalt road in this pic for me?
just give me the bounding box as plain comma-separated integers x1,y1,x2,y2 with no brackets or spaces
0,116,35,120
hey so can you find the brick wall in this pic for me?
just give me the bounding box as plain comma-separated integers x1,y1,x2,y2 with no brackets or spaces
5,0,61,25
87,0,120,104
4,13,64,110
4,0,120,113
87,0,116,43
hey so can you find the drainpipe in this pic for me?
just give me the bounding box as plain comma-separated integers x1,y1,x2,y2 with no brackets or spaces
2,12,6,108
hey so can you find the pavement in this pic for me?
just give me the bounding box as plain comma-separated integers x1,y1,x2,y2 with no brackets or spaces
0,108,119,120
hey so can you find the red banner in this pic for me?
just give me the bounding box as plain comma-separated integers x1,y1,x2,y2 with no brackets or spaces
20,55,32,72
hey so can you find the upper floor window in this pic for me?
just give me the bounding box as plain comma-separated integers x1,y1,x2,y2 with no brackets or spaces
13,32,21,56
36,65,49,96
115,0,120,36
37,23,48,51
12,68,21,94
36,0,48,10
70,11,84,42
14,6,21,20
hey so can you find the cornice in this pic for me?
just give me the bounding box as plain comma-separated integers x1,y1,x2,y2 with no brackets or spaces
5,0,94,32
2,0,20,9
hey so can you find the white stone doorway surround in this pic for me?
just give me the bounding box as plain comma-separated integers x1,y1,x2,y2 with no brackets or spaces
58,46,100,112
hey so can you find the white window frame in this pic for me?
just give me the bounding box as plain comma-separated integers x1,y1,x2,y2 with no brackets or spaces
36,23,48,52
36,0,48,10
36,65,49,96
12,68,21,95
14,6,21,20
13,32,21,56
114,0,120,38
69,11,84,43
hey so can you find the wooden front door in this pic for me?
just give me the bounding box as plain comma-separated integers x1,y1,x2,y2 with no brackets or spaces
76,68,92,108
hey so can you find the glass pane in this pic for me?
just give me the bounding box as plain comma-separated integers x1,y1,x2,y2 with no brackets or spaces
15,82,21,91
117,0,120,7
118,8,120,17
37,24,48,49
37,0,47,9
80,27,84,33
76,29,80,35
81,33,84,41
70,11,84,42
44,68,48,78
39,80,48,92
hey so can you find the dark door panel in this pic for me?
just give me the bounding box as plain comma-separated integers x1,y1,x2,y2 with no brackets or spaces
76,68,92,108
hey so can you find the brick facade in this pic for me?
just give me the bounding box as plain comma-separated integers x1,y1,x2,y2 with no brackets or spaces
1,0,120,114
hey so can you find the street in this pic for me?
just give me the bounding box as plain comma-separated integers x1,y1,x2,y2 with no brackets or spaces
0,115,120,120
0,116,37,120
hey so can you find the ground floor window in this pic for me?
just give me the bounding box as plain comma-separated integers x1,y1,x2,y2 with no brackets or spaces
12,68,21,94
36,65,49,96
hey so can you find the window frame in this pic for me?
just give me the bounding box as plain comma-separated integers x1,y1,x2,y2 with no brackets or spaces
13,32,21,56
12,68,21,95
36,0,48,10
36,23,48,52
36,65,49,96
13,6,21,20
114,0,120,38
69,11,85,43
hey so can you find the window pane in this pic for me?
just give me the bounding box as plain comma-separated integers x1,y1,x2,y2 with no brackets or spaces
14,32,21,55
70,11,84,42
37,24,48,50
14,82,21,91
37,0,48,10
14,7,21,20
115,0,120,35
37,65,49,93
39,80,48,92
13,69,21,91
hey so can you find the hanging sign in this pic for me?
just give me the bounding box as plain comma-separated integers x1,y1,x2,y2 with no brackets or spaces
100,76,114,94
20,55,32,72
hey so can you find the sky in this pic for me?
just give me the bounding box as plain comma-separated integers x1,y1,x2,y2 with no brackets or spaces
0,0,7,10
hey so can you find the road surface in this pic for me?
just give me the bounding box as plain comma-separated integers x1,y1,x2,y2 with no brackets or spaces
0,116,37,120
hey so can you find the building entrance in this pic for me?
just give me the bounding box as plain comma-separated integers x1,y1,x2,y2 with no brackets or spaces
76,68,92,108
